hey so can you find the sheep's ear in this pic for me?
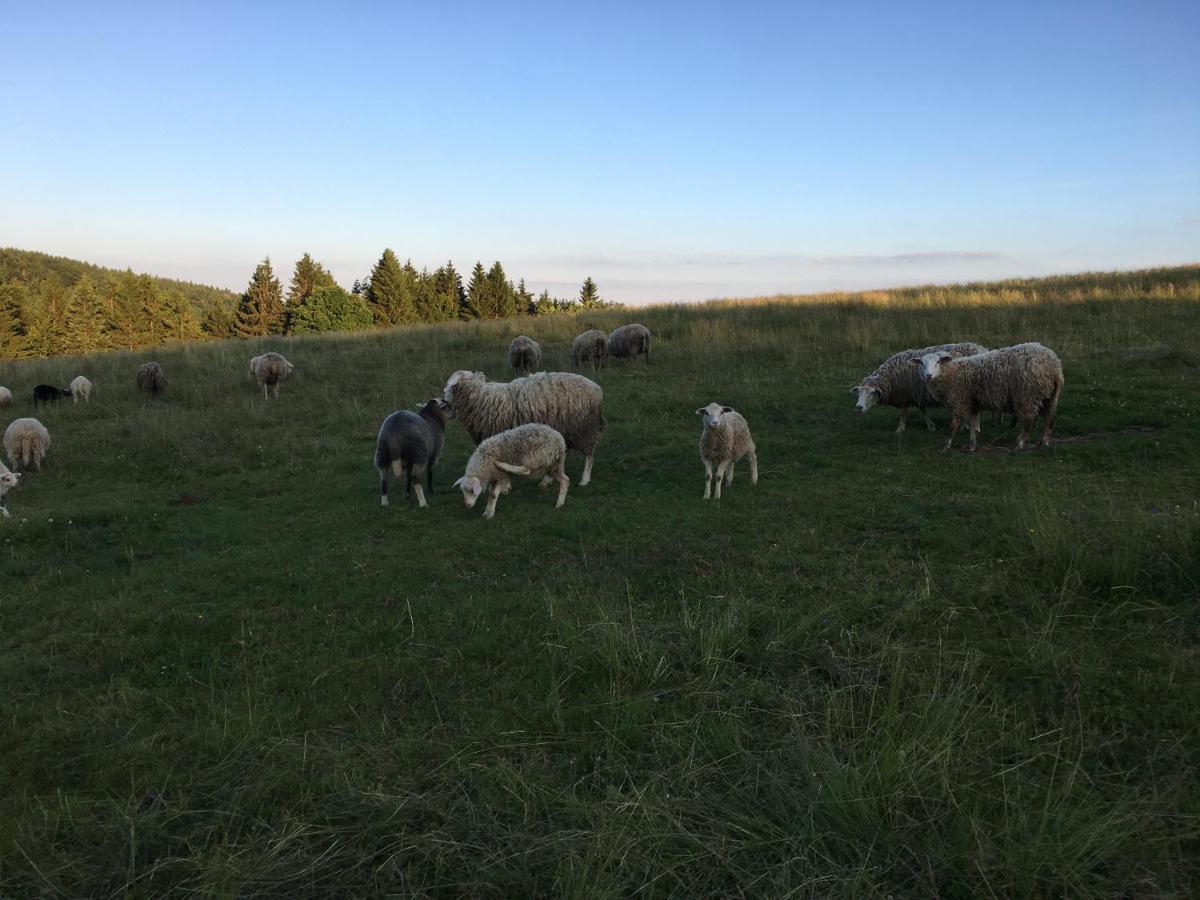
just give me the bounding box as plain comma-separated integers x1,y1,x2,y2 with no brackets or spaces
451,476,466,489
695,407,707,415
939,355,953,364
495,461,531,475
470,478,483,496
909,358,923,365
446,371,464,388
721,406,733,414
850,386,863,393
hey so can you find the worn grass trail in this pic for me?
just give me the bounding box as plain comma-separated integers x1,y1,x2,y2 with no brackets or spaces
2,267,1199,896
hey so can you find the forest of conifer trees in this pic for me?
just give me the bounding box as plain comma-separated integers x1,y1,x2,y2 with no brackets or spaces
0,247,615,360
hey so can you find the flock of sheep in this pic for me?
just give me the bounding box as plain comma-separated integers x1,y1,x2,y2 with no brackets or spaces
0,323,1064,521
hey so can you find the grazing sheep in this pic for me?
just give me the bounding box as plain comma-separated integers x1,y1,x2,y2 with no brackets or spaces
0,387,12,408
137,362,166,397
375,399,448,508
33,384,71,407
916,342,1064,452
852,342,988,433
0,462,19,518
442,370,604,486
249,352,295,399
4,417,50,471
696,402,758,500
452,423,569,519
607,323,651,362
70,375,93,404
508,335,542,374
571,329,608,371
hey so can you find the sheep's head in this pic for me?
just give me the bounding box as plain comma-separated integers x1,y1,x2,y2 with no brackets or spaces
912,353,954,381
696,402,734,429
443,370,482,406
452,475,484,509
851,384,882,413
0,471,20,489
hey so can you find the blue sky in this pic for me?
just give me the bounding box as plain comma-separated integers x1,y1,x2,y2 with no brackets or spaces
1,1,1197,303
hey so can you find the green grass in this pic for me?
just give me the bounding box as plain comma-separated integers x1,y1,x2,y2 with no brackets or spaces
2,266,1199,896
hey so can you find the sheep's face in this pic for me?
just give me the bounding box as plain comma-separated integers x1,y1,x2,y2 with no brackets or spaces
696,402,733,429
852,385,881,413
453,475,485,508
443,370,477,406
913,353,954,381
0,471,19,489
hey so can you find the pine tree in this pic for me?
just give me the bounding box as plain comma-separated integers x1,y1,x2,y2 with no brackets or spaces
161,289,201,343
464,262,488,319
433,261,466,321
287,253,336,307
516,278,534,316
579,277,601,308
367,249,415,325
203,300,236,339
63,275,108,354
235,257,284,337
0,282,28,359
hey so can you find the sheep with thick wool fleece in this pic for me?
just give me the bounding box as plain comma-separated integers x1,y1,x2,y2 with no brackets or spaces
4,417,50,471
571,329,607,370
606,323,651,362
249,352,295,399
137,362,166,396
852,342,988,433
70,376,93,403
508,335,542,374
453,423,569,518
696,402,758,500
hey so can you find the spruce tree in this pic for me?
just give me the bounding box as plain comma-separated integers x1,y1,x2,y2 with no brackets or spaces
161,290,201,343
63,275,108,354
579,277,601,308
516,278,534,316
367,249,414,325
465,262,488,319
0,282,28,359
235,258,284,337
287,253,336,307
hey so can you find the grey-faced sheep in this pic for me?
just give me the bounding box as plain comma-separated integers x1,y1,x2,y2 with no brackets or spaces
0,387,12,408
852,342,988,433
137,362,166,397
374,399,447,508
70,376,93,404
607,323,651,362
4,417,50,471
508,336,542,374
696,402,758,500
915,342,1064,452
249,352,295,399
33,384,71,407
452,423,569,519
0,462,20,518
571,329,608,371
442,370,604,486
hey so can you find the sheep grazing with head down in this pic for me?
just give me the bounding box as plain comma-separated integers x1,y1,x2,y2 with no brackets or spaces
453,423,569,519
442,369,604,486
0,462,20,519
508,336,542,374
571,329,608,371
0,387,12,409
915,342,1064,452
852,342,988,433
250,352,295,399
33,384,71,407
696,402,758,500
374,399,448,508
137,362,166,397
70,376,93,404
3,417,50,472
607,323,651,362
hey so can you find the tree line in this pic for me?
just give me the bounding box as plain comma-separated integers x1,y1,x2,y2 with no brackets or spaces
0,247,616,359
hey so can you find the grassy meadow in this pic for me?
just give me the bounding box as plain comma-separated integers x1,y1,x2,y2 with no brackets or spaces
2,267,1199,896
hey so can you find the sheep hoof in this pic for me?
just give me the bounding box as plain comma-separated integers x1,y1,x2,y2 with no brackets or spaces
380,496,388,507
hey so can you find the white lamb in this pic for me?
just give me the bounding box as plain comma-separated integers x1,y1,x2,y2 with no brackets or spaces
249,352,295,399
70,375,93,403
0,462,19,518
3,417,51,471
696,402,758,500
452,423,570,519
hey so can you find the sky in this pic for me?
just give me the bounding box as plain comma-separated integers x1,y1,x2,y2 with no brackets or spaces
1,1,1197,304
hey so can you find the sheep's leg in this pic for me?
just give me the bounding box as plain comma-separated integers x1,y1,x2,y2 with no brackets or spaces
725,461,735,486
273,383,281,399
483,483,502,519
261,383,268,400
703,460,713,499
404,463,413,497
967,416,980,452
714,461,729,499
538,475,554,488
943,415,961,452
554,463,570,508
749,451,758,486
922,408,936,431
1040,391,1059,447
896,406,908,434
379,468,389,507
412,483,427,508
580,455,593,486
427,465,435,495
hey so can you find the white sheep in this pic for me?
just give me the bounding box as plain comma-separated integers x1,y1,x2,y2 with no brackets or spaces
442,370,604,486
4,417,51,471
853,342,988,432
571,329,608,370
916,342,1064,451
452,423,570,519
0,387,13,408
70,375,93,404
696,402,758,500
249,352,295,399
508,335,542,374
607,323,651,362
0,462,20,519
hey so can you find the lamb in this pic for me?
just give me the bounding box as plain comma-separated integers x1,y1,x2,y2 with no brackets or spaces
571,329,608,371
4,417,50,471
442,370,604,486
0,462,19,519
852,342,988,432
696,402,758,500
249,352,295,399
607,323,651,362
508,336,542,374
33,384,71,406
70,375,93,404
0,387,12,408
374,399,447,508
915,342,1064,452
137,362,166,396
452,423,569,519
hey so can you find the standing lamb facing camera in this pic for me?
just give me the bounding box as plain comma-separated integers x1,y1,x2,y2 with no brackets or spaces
442,369,604,486
70,376,93,404
249,352,295,399
374,399,447,508
915,342,1064,452
852,342,988,433
3,417,50,471
696,402,758,500
0,462,20,518
453,423,569,519
508,335,542,374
